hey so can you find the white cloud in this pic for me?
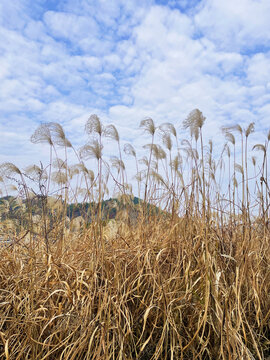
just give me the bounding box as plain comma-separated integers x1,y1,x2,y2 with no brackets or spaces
195,0,270,51
246,52,270,86
133,6,194,58
44,11,98,44
0,0,29,30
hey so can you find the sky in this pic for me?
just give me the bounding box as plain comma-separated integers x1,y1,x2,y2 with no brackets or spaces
1,0,270,186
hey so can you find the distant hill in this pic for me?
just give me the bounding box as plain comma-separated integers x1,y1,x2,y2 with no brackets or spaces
0,195,162,224
67,196,143,222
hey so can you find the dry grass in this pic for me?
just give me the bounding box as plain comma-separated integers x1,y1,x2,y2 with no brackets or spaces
0,115,270,359
0,216,269,359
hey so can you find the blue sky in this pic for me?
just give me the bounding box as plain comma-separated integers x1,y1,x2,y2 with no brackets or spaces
1,0,270,174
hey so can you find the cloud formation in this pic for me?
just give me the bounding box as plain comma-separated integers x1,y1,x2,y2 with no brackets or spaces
0,0,270,181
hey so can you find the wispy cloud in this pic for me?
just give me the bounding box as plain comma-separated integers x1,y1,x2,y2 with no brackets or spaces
0,0,269,176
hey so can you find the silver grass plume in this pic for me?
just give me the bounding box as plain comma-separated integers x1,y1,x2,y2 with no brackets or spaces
134,171,144,182
159,122,177,137
183,109,205,140
234,124,243,135
150,170,166,186
151,160,158,172
72,162,89,175
51,171,68,184
80,139,103,160
87,169,95,183
110,156,125,173
181,146,193,159
253,144,266,154
24,165,48,181
104,124,119,142
181,140,199,160
181,138,192,148
139,156,149,168
124,143,136,157
161,132,172,151
170,155,182,172
245,122,255,137
31,123,53,146
85,114,103,136
48,122,72,148
52,158,67,170
75,163,95,183
143,144,166,160
140,117,156,136
225,132,235,145
222,124,243,135
235,163,244,176
68,164,81,179
0,162,21,176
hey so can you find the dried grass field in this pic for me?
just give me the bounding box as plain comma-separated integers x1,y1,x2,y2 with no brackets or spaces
0,113,269,359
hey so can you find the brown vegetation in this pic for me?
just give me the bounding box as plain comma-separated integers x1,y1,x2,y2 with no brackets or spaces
0,112,269,359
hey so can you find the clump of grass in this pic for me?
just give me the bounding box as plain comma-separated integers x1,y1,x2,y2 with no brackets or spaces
0,112,269,359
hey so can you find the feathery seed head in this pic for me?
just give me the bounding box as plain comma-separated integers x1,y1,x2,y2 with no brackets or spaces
124,143,136,158
31,124,53,146
162,133,172,151
159,122,177,137
139,156,149,167
105,124,119,142
171,155,182,171
80,139,103,160
143,144,166,160
110,156,125,173
234,124,243,134
87,169,95,183
235,163,244,175
48,122,72,148
0,162,21,176
85,114,103,136
150,170,165,185
253,143,266,154
52,159,67,170
224,131,235,145
68,164,81,179
140,117,156,136
51,171,68,184
24,165,48,181
183,109,205,140
245,122,255,137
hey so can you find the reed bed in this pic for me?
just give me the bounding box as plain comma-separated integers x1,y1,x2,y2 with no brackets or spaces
0,112,269,359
